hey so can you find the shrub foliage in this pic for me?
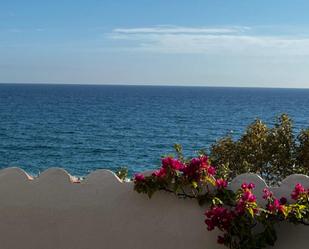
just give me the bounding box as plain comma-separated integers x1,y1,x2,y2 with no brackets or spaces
210,114,309,184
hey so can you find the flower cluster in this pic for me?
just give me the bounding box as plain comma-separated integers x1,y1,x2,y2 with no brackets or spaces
205,206,234,232
133,150,309,249
291,183,308,200
215,178,228,189
134,173,145,182
262,188,286,214
235,183,257,215
204,182,259,246
204,182,308,248
134,155,217,198
182,155,216,181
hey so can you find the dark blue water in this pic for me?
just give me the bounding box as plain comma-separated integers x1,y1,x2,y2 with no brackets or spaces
1,84,309,176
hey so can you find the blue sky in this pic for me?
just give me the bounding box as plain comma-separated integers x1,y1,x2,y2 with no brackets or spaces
1,0,309,87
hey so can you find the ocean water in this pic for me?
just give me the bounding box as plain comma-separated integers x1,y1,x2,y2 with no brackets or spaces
1,84,309,176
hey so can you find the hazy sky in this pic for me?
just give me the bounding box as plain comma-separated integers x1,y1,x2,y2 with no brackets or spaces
1,0,309,87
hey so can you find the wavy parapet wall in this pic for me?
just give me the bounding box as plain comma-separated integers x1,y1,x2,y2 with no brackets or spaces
0,167,308,249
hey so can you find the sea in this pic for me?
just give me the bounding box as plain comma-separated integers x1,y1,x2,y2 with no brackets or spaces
1,83,309,177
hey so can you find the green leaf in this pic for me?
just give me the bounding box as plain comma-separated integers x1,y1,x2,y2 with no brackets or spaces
212,197,223,205
191,181,198,189
248,207,255,218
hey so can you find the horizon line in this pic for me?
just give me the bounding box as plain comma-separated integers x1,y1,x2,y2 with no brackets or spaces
0,82,309,90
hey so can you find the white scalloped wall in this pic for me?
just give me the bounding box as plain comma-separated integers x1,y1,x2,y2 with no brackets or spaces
0,167,308,249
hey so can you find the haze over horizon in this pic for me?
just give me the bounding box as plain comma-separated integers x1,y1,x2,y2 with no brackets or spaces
2,82,309,90
1,0,309,88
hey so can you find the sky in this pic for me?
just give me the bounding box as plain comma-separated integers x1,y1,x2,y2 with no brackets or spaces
1,0,309,87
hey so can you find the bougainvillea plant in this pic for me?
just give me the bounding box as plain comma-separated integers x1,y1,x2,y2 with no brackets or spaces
133,147,309,249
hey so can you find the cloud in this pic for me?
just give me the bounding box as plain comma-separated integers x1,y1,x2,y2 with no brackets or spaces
107,26,309,56
113,26,246,34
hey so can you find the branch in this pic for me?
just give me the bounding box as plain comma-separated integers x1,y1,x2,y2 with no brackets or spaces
159,187,196,199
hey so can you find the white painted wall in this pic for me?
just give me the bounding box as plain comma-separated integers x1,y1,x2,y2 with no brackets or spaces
0,167,307,249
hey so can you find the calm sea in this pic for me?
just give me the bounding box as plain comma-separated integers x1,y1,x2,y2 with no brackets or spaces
1,84,309,176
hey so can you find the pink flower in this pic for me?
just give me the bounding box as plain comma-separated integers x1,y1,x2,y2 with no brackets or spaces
267,198,285,214
216,178,228,189
241,183,248,190
183,156,216,180
205,219,215,231
182,158,201,180
152,167,166,178
263,188,273,200
241,182,255,190
205,206,234,232
190,157,201,167
161,157,185,171
248,183,255,189
200,155,210,168
242,190,256,202
134,173,145,182
207,166,216,176
235,188,257,215
200,155,216,175
291,183,306,200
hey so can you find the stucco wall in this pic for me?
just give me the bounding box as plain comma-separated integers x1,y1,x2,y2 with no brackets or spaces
0,167,308,249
